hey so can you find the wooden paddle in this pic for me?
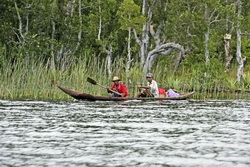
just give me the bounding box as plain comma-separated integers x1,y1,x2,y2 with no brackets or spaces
87,77,123,96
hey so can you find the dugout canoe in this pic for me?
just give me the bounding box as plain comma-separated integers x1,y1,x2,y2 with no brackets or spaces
58,86,194,101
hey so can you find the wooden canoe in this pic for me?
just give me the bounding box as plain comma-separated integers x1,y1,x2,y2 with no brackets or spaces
58,86,194,101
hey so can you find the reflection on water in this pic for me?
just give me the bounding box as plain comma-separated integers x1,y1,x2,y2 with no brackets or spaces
0,100,250,166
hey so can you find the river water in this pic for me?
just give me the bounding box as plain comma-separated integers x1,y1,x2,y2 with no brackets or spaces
0,99,249,166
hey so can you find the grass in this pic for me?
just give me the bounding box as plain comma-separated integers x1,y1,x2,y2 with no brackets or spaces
0,55,250,100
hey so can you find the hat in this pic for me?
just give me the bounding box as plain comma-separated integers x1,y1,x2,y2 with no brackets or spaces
112,76,120,82
146,73,153,78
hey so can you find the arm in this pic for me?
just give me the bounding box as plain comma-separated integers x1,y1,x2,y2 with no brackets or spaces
120,84,128,97
107,84,115,93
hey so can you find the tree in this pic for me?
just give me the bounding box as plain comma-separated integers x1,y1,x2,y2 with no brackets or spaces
117,0,145,85
199,0,228,65
235,0,246,83
133,0,189,76
91,0,118,79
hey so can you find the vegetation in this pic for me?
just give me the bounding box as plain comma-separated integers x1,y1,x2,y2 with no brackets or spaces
0,0,250,100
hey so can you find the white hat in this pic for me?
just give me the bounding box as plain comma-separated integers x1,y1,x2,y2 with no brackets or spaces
112,76,120,82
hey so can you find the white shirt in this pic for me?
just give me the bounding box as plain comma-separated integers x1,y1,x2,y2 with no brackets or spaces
147,80,159,97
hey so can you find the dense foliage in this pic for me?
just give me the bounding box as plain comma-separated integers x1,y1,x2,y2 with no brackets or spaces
0,0,250,99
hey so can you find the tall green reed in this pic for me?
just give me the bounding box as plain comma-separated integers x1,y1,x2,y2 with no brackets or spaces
1,51,250,100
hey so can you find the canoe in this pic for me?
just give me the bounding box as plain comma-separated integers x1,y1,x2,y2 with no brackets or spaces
57,86,194,101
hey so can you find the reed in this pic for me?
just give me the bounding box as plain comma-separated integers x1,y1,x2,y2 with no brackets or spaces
0,53,249,100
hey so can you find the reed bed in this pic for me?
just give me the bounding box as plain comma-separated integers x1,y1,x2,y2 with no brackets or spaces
0,54,249,100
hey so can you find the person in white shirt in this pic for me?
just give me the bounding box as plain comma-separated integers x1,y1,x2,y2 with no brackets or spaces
136,73,159,97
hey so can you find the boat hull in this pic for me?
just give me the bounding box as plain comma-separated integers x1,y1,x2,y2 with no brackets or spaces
57,86,194,101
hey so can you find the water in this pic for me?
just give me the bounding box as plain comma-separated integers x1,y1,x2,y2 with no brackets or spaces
0,99,249,166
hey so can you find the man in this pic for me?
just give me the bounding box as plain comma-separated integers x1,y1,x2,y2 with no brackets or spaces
137,73,159,97
107,76,128,97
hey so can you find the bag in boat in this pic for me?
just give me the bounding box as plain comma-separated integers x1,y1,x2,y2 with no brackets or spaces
167,89,180,97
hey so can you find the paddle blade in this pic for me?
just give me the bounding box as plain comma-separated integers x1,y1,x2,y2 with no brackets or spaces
87,77,97,85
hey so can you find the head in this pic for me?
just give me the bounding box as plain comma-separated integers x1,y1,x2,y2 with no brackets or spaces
146,73,153,82
112,76,121,84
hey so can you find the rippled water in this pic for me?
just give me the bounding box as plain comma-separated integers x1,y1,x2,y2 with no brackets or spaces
0,99,250,166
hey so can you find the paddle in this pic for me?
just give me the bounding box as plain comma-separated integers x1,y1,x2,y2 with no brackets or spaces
87,77,123,96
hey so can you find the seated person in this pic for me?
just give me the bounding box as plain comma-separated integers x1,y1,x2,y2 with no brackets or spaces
108,76,128,97
137,73,159,97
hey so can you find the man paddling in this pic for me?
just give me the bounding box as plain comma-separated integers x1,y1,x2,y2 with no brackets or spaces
137,73,159,97
107,76,128,97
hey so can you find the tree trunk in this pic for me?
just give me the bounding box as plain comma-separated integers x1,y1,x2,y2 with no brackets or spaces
25,13,29,33
51,20,56,70
106,44,113,79
133,0,150,80
204,30,210,65
236,0,245,83
14,1,25,44
204,4,209,65
126,27,133,86
140,0,148,69
174,52,184,73
74,0,82,53
143,43,186,75
224,34,232,72
97,0,102,40
225,0,229,32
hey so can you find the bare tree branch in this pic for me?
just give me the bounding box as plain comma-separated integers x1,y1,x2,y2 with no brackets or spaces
14,1,25,43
